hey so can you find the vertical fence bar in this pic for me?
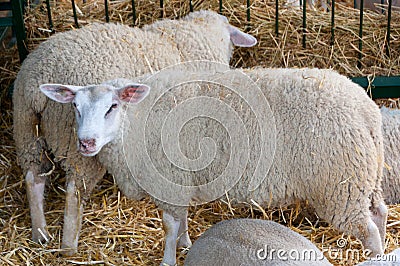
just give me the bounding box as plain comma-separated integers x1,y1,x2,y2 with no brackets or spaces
330,0,335,45
302,0,306,48
71,0,79,28
385,0,392,56
45,0,53,32
246,0,251,23
275,0,279,36
189,0,193,12
11,0,28,62
219,0,223,14
105,0,110,22
160,0,164,18
357,0,364,68
132,0,136,26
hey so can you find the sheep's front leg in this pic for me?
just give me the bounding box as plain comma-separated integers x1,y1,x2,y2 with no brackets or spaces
61,178,83,256
60,156,105,255
161,211,182,266
25,167,50,244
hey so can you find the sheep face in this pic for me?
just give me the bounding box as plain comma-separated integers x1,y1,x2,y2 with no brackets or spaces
40,82,150,156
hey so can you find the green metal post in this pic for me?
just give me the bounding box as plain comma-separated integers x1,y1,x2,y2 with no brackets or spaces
247,0,251,22
357,0,364,69
71,0,79,28
11,0,28,62
275,0,279,36
105,0,109,22
189,0,193,12
160,0,164,18
45,0,54,32
385,0,392,56
219,0,223,14
302,0,306,48
330,0,335,46
132,0,136,26
351,76,400,99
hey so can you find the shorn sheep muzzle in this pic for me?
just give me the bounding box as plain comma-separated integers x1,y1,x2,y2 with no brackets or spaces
78,138,98,156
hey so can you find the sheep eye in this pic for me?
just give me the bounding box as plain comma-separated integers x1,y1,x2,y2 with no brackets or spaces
105,103,118,117
73,102,81,117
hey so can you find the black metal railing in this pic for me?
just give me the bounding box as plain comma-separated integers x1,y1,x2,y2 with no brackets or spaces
0,0,28,62
8,0,400,98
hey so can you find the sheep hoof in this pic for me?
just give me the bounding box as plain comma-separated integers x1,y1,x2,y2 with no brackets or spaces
179,246,191,255
177,236,192,249
32,227,50,245
160,262,176,266
60,246,78,256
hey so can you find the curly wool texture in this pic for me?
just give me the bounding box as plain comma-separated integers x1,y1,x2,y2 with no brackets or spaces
184,218,332,266
12,10,242,252
13,10,238,200
243,68,384,237
114,67,384,252
380,107,400,205
13,22,181,199
143,10,234,64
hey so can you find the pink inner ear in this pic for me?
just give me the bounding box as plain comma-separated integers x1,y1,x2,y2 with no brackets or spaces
54,87,75,102
41,85,76,103
228,25,257,47
119,85,149,103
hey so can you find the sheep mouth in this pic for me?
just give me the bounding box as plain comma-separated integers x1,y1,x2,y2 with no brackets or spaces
79,149,99,156
79,147,99,156
78,138,100,156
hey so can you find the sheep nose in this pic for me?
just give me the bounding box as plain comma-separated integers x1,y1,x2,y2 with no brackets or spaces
79,138,96,152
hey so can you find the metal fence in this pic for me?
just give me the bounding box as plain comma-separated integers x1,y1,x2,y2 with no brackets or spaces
0,0,28,62
4,0,400,98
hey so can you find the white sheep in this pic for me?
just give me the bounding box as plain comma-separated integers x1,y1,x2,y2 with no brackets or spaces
143,10,257,63
185,218,332,265
13,10,256,255
185,218,400,266
39,65,387,265
380,107,400,205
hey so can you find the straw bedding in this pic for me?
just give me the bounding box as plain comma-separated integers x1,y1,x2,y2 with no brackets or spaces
1,0,400,265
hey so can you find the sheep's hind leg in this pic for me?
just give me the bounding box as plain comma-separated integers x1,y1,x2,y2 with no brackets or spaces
25,165,50,244
362,217,384,256
313,195,383,257
370,200,388,248
331,209,383,256
331,208,384,256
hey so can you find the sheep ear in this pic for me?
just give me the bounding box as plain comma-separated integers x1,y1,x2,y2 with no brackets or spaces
40,84,81,103
228,25,257,47
117,84,150,104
